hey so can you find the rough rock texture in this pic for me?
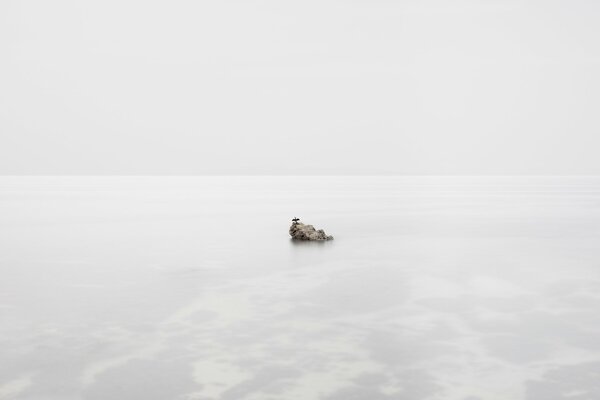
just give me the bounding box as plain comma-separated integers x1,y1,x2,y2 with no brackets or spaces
289,222,334,241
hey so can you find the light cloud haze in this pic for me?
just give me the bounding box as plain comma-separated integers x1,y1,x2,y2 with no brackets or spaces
1,0,599,174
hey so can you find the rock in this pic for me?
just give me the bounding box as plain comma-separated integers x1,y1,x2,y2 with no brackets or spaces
289,221,334,241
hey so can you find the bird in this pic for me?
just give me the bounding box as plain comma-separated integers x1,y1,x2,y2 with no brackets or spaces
292,217,300,223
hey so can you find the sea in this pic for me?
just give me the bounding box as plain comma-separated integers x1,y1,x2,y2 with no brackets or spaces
1,176,600,400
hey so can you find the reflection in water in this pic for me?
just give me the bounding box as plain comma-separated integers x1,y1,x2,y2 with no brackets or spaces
1,176,600,399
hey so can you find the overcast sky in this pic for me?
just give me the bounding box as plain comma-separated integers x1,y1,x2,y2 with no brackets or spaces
1,0,599,175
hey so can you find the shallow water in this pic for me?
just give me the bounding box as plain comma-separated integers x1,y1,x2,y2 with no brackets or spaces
1,176,600,400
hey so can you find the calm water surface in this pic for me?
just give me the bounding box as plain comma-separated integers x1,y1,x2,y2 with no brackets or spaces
1,176,600,400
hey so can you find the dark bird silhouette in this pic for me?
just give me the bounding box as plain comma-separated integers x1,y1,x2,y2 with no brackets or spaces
292,217,300,223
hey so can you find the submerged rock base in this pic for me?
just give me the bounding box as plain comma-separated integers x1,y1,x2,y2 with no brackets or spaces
289,222,334,241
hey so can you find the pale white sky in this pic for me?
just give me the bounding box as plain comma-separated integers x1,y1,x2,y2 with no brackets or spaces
1,0,599,174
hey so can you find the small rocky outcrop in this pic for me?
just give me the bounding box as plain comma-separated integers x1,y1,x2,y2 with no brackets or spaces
289,220,333,241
